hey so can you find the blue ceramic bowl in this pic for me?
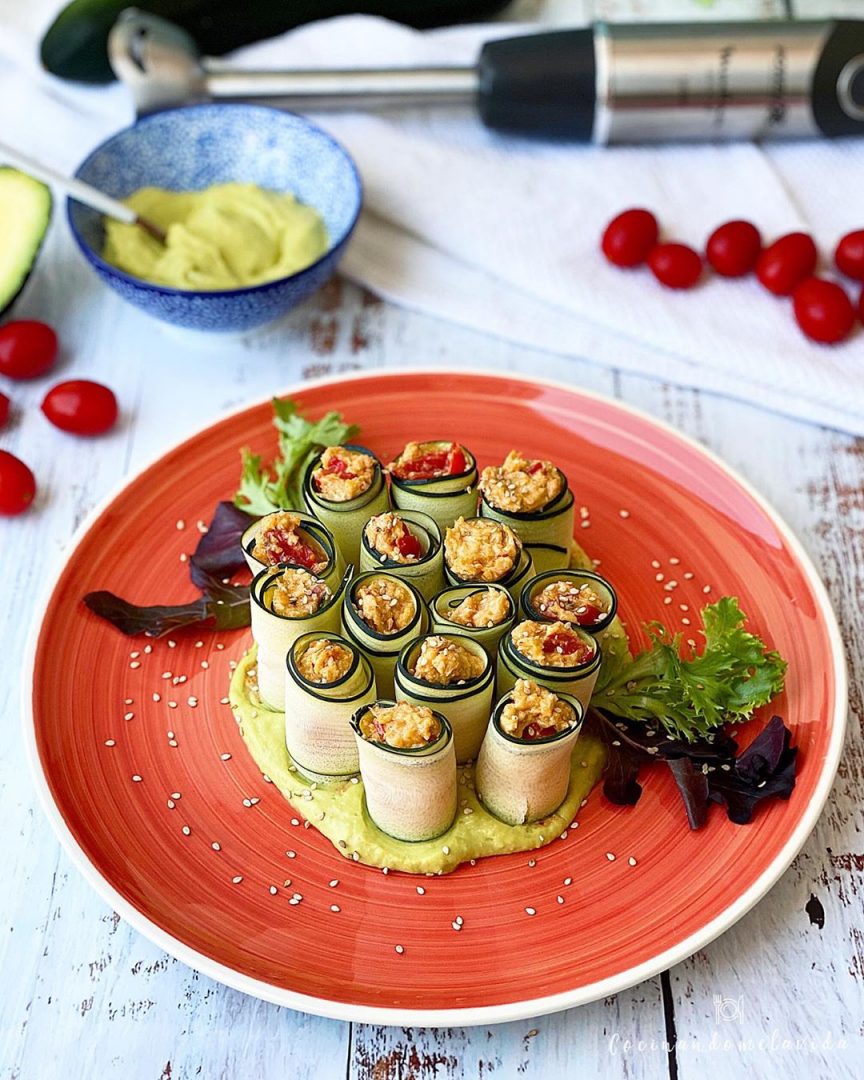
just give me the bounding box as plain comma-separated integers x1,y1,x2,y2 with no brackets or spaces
68,105,362,333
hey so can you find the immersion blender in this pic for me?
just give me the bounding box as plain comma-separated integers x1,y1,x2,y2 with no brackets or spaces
110,12,864,143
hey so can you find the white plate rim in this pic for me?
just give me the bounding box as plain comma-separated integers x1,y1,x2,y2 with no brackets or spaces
21,366,848,1027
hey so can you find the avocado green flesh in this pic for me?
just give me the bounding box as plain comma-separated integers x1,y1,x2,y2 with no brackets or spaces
229,646,606,874
0,170,52,317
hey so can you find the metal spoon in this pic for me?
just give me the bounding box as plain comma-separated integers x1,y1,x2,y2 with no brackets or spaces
0,141,167,244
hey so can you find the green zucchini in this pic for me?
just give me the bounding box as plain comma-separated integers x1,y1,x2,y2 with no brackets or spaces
41,0,512,84
0,169,52,318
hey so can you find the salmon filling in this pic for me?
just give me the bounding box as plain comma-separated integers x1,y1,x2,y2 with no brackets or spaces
311,447,375,502
364,512,424,563
444,588,511,629
354,577,415,635
296,638,354,684
479,450,563,514
499,679,576,740
532,580,608,627
360,702,441,749
410,635,486,686
444,517,520,582
268,568,330,617
252,511,327,572
511,620,596,668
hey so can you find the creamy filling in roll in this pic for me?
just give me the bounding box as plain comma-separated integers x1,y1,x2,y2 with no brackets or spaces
364,511,424,564
499,679,576,740
531,580,609,627
410,635,487,686
250,511,328,572
353,576,415,635
479,450,564,514
295,637,354,684
389,440,469,481
444,517,521,583
511,620,597,668
311,446,376,502
269,568,331,617
359,701,442,748
444,588,512,629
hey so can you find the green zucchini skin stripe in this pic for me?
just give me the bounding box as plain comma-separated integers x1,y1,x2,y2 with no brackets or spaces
520,568,618,636
241,511,345,592
302,446,390,568
389,443,479,530
429,585,516,658
479,472,575,576
350,703,457,843
250,564,353,711
359,509,445,601
496,627,602,712
340,571,430,698
394,634,495,763
476,690,585,826
284,631,377,783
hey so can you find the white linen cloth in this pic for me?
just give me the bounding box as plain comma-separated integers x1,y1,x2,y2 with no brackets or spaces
1,6,863,431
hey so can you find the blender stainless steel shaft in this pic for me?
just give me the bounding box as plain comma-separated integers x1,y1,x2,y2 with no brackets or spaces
109,10,864,143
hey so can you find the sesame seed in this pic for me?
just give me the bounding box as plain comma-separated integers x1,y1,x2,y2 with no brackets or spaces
131,774,142,783
655,573,664,582
104,739,115,747
329,880,340,888
525,907,536,916
618,509,630,518
682,618,691,626
171,792,181,800
167,701,177,710
167,640,176,648
442,845,450,855
679,603,689,611
451,921,461,931
563,877,572,886
557,895,565,905
201,661,209,670
580,520,590,528
161,672,172,680
167,799,175,810
168,739,178,748
286,850,296,859
628,856,637,867
703,584,711,594
330,905,341,913
289,897,301,905
651,560,661,569
220,753,232,761
220,697,229,705
290,818,300,826
242,799,252,808
269,886,278,895
144,645,152,654
152,693,161,702
395,945,404,955
212,842,221,851
187,696,198,707
416,886,425,895
528,858,536,868
129,661,141,670
176,519,185,530
182,826,191,836
129,651,140,660
664,596,673,605
232,876,243,884
606,852,616,861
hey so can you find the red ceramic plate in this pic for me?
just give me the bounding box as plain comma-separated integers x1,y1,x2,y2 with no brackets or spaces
24,371,846,1024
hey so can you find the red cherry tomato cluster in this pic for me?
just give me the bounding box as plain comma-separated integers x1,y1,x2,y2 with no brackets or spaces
0,320,119,516
601,211,864,346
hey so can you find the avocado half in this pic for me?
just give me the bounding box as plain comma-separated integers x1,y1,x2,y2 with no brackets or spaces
0,168,52,318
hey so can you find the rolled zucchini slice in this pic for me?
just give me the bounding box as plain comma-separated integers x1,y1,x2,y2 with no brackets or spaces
520,568,618,636
284,632,377,783
241,510,345,592
394,633,495,763
429,584,516,657
358,509,445,601
341,571,430,698
476,685,584,826
479,457,575,575
302,445,390,566
351,701,457,842
389,440,479,530
250,563,352,710
497,620,602,711
443,517,534,603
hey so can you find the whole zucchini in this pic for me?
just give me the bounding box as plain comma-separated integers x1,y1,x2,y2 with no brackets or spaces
41,0,512,84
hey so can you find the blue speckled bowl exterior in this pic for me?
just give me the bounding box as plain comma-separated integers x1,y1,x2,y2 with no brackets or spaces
68,105,362,333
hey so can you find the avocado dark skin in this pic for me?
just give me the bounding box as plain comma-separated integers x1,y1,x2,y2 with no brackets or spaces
40,0,512,84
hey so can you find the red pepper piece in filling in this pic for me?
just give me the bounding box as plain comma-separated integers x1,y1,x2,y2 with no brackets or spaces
313,454,357,491
574,602,604,627
396,527,423,560
392,443,466,480
265,527,320,570
528,460,544,475
542,630,591,662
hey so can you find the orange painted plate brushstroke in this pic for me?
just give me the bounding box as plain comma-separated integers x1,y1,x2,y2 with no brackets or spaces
24,371,846,1025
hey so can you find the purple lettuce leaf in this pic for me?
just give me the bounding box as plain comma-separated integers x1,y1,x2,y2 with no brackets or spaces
707,715,798,824
666,757,710,830
189,501,255,589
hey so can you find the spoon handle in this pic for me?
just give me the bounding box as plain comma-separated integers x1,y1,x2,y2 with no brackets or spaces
0,141,137,225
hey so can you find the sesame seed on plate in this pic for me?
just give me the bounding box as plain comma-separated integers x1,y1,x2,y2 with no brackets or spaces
167,640,176,648
703,584,712,593
129,652,139,660
528,859,536,868
682,618,691,626
167,701,177,710
201,661,209,670
628,856,638,867
618,509,630,518
683,572,694,580
286,850,296,859
442,845,450,855
664,596,673,605
220,753,231,761
580,520,590,528
269,886,278,895
161,671,172,680
187,696,198,707
220,697,229,705
455,915,463,926
168,740,178,748
394,945,404,955
211,842,221,851
242,799,252,808
525,907,536,916
179,553,188,563
651,559,661,569
451,921,461,932
382,866,389,875
131,774,142,782
129,661,140,670
416,886,425,895
144,645,152,654
330,905,341,913
655,572,664,582
557,895,565,905
171,792,181,800
182,826,191,836
329,880,340,888
104,739,115,747
152,693,161,703
176,519,185,530
167,799,175,810
232,876,243,884
563,877,572,886
606,852,616,861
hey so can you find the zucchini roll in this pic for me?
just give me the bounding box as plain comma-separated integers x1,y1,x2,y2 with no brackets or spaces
358,509,445,601
497,619,602,711
341,571,429,698
478,451,575,575
520,569,618,636
388,440,478,529
443,516,534,602
241,510,345,592
302,445,390,565
284,632,377,783
429,584,516,657
351,701,457,842
395,633,495,763
250,564,351,710
476,679,584,825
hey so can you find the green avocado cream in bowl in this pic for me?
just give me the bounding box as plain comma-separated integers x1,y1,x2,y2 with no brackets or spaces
102,182,329,291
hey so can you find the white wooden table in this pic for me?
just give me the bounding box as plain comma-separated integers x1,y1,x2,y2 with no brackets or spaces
2,1,863,1078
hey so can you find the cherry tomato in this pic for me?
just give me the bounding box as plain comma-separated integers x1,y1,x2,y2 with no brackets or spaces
792,278,856,345
859,285,864,326
834,230,864,282
601,209,659,268
647,243,703,289
41,379,118,435
705,220,762,277
0,449,36,515
756,233,818,296
0,392,9,428
0,320,58,380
